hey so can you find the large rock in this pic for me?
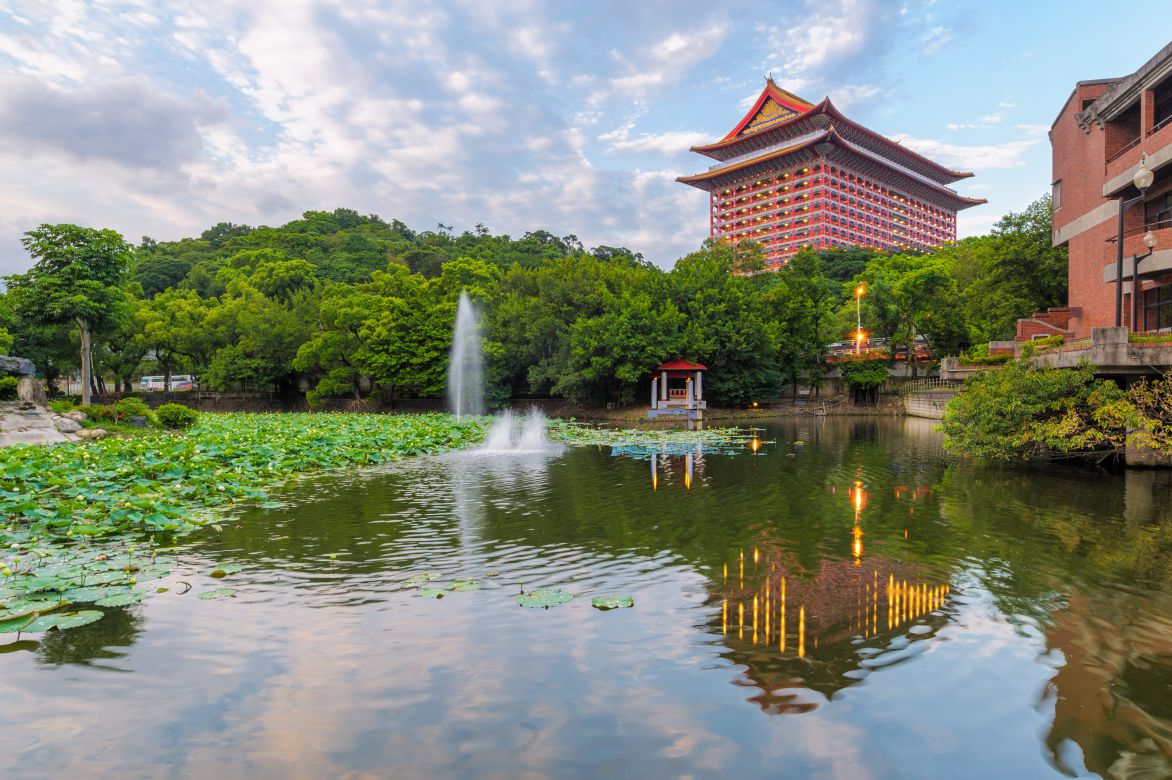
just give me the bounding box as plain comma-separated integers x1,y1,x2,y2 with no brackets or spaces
64,410,87,422
0,355,35,376
53,416,81,433
16,377,48,407
75,428,107,440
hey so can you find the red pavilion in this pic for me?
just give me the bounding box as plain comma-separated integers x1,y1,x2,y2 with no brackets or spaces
678,78,987,269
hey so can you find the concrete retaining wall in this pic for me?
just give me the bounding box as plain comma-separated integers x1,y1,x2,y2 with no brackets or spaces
903,390,960,420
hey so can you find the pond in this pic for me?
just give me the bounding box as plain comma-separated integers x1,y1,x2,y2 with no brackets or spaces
2,416,1171,779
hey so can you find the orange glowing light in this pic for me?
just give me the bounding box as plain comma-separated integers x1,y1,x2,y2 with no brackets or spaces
856,284,865,299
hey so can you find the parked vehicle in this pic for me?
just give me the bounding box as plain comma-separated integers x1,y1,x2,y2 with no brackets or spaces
139,375,196,391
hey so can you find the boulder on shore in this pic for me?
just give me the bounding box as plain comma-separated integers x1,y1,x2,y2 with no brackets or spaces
16,376,48,408
75,428,107,440
64,410,87,422
53,416,81,433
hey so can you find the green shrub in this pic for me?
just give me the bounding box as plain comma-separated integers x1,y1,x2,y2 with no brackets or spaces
960,354,1011,366
0,376,18,401
48,399,76,414
113,396,152,420
1029,335,1064,350
155,403,199,430
77,404,115,421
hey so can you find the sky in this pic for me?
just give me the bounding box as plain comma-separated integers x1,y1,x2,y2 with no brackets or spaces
0,0,1169,274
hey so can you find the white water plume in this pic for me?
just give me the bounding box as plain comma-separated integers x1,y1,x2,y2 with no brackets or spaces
448,292,484,417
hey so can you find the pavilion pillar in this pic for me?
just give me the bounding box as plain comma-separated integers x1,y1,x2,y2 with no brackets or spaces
660,371,668,401
650,378,658,409
695,371,703,401
686,377,694,409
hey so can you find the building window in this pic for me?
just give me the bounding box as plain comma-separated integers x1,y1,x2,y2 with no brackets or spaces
1145,192,1172,229
1144,285,1172,332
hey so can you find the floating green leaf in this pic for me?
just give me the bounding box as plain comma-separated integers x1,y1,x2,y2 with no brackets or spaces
403,572,441,588
591,595,634,611
417,588,448,599
0,599,68,619
95,591,146,607
62,586,120,603
24,610,104,632
449,580,481,592
260,501,283,509
197,588,237,600
516,588,573,609
207,563,242,578
0,615,35,634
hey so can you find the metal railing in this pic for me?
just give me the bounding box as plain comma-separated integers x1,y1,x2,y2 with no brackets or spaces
1147,113,1172,136
1106,135,1142,165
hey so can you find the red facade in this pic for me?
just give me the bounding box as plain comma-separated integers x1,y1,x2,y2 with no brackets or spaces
678,80,985,269
1038,42,1172,340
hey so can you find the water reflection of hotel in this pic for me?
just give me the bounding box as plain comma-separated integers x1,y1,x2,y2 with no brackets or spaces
709,480,952,713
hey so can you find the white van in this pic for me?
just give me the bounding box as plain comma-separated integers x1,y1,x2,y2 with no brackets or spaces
139,375,196,391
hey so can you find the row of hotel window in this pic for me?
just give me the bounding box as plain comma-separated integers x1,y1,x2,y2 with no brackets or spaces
715,164,951,222
714,195,954,244
1144,285,1172,332
716,185,950,231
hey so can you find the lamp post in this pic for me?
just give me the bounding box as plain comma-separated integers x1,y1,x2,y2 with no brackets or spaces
855,284,865,355
1115,158,1154,327
1131,230,1159,332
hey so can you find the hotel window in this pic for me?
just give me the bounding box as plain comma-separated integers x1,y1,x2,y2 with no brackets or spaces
1145,192,1172,228
1144,285,1172,331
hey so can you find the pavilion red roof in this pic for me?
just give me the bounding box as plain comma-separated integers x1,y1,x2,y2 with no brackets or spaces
656,359,707,371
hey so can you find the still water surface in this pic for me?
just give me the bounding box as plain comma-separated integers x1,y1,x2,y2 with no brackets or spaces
2,417,1171,779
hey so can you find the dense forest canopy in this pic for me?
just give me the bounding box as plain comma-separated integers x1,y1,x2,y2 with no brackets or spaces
0,198,1065,407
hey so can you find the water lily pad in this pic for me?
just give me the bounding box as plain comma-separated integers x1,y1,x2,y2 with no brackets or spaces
403,572,441,588
207,563,242,578
0,615,35,634
95,591,146,607
24,610,104,632
591,595,634,611
62,586,120,603
197,588,237,600
417,588,449,599
516,588,573,609
449,580,481,592
260,501,283,509
0,599,68,619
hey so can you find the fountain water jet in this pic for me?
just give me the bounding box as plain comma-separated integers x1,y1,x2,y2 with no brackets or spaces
448,290,558,454
448,292,484,418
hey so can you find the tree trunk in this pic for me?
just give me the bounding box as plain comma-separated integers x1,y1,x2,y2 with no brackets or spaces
78,319,92,406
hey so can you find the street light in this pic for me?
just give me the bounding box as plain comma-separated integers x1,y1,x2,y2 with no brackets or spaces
1115,157,1154,327
855,284,865,355
1130,229,1159,331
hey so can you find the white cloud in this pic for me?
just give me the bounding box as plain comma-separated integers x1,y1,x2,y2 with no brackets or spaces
889,134,1040,169
921,25,953,55
599,127,711,156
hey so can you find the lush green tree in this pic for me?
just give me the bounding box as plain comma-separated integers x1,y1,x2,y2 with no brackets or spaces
848,252,967,364
942,357,1133,459
954,195,1067,342
140,288,218,393
5,224,132,404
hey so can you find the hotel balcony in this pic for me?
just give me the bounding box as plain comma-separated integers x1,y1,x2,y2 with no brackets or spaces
1102,220,1172,285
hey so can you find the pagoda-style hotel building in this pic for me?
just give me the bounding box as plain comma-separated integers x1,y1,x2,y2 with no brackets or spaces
679,79,986,268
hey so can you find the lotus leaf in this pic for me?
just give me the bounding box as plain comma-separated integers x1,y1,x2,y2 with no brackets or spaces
516,589,573,609
449,580,481,592
591,595,635,611
24,610,104,632
0,599,67,619
95,591,146,607
208,563,242,578
417,588,448,599
62,586,120,603
403,572,441,588
197,588,238,600
0,615,35,634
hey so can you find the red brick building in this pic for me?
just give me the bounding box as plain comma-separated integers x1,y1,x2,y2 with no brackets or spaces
1028,41,1172,340
677,78,986,269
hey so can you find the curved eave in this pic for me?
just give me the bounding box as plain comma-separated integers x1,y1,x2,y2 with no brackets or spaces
692,98,976,182
677,130,829,190
689,80,815,157
817,100,975,182
678,126,988,210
